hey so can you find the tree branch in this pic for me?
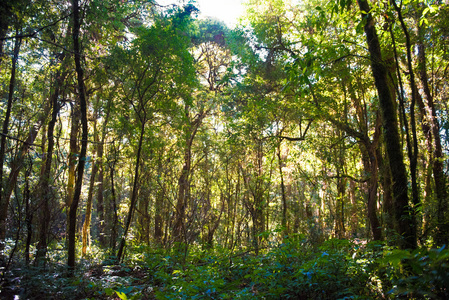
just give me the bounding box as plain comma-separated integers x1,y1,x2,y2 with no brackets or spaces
0,132,42,148
0,13,72,41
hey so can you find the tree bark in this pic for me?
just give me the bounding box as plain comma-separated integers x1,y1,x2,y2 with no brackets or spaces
277,142,288,237
173,107,204,243
66,102,80,211
96,157,105,245
68,0,88,269
24,163,32,264
35,63,62,265
109,158,118,252
390,0,420,218
81,121,99,255
366,146,382,240
0,30,21,261
349,79,382,241
325,113,383,241
357,0,416,249
154,157,165,244
96,107,109,247
116,120,145,262
378,146,395,238
81,161,98,256
417,25,448,245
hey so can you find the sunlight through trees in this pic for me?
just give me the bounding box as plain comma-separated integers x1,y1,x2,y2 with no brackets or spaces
0,0,448,298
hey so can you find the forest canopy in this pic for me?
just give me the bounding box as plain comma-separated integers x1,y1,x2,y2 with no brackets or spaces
0,0,449,298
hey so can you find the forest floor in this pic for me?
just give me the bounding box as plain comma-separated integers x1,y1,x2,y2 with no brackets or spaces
1,238,448,299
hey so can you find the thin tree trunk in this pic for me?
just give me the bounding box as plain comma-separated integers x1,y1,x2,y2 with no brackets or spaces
117,120,145,262
82,161,98,255
81,124,99,255
68,0,88,269
4,116,48,212
173,108,204,243
109,159,118,252
35,66,61,265
335,126,347,239
367,147,382,240
67,104,80,211
277,142,288,237
349,80,382,240
24,164,32,264
357,0,416,249
173,148,190,244
417,25,448,245
249,140,265,254
154,158,164,244
0,31,21,260
82,107,103,255
348,179,358,236
96,105,110,247
96,158,105,246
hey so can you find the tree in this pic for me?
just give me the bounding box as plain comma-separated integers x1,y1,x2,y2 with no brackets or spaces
34,53,68,264
357,0,416,249
68,0,89,269
416,3,448,245
113,4,198,261
0,26,21,263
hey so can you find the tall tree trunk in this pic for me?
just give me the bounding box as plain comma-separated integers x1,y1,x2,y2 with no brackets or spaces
154,157,164,244
116,120,145,262
277,142,288,237
67,103,80,214
360,143,382,241
173,147,191,243
336,174,346,239
0,31,21,261
173,108,204,244
35,65,61,265
81,118,99,256
335,126,347,239
357,0,416,249
248,140,266,254
3,110,49,214
138,191,150,244
378,146,395,238
109,159,118,252
367,146,382,240
390,0,420,217
68,0,88,269
95,99,110,247
349,79,382,241
348,179,359,236
417,25,448,245
81,161,98,256
24,163,32,264
96,156,105,246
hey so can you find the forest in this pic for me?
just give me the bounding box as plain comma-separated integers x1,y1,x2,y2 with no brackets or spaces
0,0,448,298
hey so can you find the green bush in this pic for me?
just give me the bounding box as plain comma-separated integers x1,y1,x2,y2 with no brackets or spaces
4,239,448,299
380,245,449,298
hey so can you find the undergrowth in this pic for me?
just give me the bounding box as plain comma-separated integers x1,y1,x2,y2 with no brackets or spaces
1,237,448,299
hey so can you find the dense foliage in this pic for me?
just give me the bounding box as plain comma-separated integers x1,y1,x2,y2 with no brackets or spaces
1,0,448,298
2,238,449,299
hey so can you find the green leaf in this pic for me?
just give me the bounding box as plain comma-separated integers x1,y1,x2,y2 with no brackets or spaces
383,249,411,267
115,291,128,300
